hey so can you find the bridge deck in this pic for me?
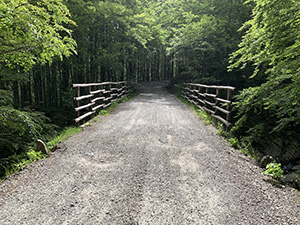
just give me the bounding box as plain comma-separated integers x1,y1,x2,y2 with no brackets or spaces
0,81,299,224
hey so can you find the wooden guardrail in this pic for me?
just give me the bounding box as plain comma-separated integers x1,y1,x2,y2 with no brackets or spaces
73,81,128,125
182,83,235,129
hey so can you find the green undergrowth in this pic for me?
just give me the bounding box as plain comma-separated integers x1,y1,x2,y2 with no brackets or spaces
0,149,46,182
217,126,260,161
192,105,214,125
0,126,81,182
47,127,82,150
263,162,284,180
262,162,300,190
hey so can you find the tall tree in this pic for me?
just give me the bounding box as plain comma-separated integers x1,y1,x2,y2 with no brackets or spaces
167,0,252,86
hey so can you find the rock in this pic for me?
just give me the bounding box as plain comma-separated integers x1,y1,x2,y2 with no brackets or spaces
50,142,66,152
291,165,300,171
50,145,58,152
56,142,66,151
260,155,273,168
282,162,294,172
259,131,300,163
294,159,300,165
282,173,300,183
36,139,49,155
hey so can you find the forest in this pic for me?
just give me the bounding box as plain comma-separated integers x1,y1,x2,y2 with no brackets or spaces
1,0,300,170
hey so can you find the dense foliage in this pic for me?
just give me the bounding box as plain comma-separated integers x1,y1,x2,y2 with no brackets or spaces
0,0,75,157
229,0,300,161
0,0,76,70
1,0,299,163
167,0,252,86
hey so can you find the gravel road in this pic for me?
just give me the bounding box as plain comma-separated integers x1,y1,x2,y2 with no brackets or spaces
0,81,299,224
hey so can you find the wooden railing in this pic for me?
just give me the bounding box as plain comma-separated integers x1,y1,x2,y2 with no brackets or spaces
182,83,235,129
73,81,128,125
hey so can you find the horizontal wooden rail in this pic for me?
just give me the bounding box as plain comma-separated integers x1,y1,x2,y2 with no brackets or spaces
73,81,126,87
182,83,235,130
73,81,129,126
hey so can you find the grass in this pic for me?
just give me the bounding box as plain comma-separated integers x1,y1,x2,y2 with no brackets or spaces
47,126,82,150
0,149,45,182
192,105,213,125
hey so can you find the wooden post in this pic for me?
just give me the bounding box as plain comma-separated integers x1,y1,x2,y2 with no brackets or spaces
205,87,208,107
125,82,128,95
226,89,232,121
108,83,112,100
88,85,95,117
226,89,233,131
100,84,104,106
215,88,220,115
75,86,80,126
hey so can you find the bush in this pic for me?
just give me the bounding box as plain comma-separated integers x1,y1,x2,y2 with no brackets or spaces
263,162,284,180
0,106,57,158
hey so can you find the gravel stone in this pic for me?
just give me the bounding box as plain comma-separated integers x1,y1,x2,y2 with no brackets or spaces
0,81,299,224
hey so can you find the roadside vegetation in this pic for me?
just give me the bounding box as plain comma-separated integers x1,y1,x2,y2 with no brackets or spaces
0,127,81,181
170,83,300,189
0,92,136,181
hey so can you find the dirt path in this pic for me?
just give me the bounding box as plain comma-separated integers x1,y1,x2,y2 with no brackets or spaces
0,81,299,224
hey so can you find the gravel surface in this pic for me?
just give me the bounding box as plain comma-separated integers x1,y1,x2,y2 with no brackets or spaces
0,81,299,224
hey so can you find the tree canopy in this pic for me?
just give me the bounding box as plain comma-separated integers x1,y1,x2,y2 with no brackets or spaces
1,0,300,162
0,0,77,71
229,0,300,134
